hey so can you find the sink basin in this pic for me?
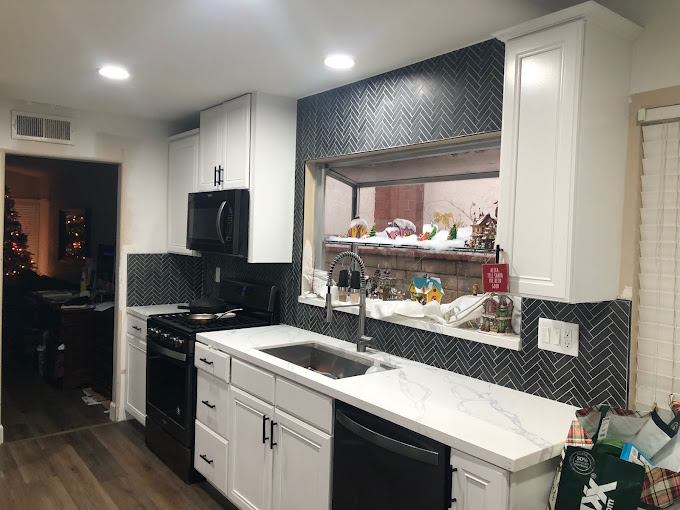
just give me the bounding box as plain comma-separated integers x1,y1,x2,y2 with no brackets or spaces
260,343,395,379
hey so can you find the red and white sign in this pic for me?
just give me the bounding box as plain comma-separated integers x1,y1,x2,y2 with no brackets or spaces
482,263,509,293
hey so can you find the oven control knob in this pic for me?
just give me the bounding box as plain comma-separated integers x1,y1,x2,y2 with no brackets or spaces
176,339,185,349
161,333,170,344
170,337,180,348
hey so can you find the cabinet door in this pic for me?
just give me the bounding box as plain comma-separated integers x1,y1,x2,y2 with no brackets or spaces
228,386,274,510
198,104,225,191
223,94,251,189
126,334,146,425
451,450,508,510
497,20,584,301
168,132,199,254
272,409,331,510
196,369,229,438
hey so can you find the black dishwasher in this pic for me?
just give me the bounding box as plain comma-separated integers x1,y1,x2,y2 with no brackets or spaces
332,401,452,510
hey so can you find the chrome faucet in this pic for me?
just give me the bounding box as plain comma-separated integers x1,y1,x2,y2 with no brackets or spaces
326,251,374,352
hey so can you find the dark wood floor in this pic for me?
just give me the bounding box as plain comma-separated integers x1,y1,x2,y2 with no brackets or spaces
0,420,232,510
1,354,110,443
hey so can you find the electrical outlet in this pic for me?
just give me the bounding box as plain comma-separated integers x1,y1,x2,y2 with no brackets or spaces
538,318,579,357
215,267,221,283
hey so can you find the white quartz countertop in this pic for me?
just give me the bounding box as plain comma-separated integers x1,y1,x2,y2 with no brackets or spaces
127,303,187,319
197,325,577,473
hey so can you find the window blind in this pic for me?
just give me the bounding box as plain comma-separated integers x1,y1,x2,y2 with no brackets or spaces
13,199,40,270
636,112,680,414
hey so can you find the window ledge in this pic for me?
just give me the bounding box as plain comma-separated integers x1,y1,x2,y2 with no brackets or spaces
297,295,522,351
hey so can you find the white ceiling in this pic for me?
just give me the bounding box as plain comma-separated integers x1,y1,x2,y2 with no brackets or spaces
0,0,647,123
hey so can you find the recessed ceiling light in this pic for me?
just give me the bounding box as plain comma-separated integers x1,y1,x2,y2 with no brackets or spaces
324,54,355,70
98,65,130,80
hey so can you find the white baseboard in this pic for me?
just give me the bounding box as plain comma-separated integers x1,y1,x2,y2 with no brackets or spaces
0,424,4,445
109,401,118,422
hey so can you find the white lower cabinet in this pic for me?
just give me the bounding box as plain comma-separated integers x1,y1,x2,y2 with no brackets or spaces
195,419,229,493
451,449,509,510
228,386,274,510
196,369,230,438
125,333,146,425
271,409,331,510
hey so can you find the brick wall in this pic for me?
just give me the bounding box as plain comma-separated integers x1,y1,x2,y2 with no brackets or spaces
373,184,424,231
324,246,494,303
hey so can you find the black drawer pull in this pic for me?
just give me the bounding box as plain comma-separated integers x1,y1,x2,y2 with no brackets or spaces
200,454,213,465
199,358,214,365
132,326,141,331
262,415,269,444
270,421,277,449
202,400,216,409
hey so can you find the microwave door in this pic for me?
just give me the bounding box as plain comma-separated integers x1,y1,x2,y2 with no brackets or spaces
187,194,225,252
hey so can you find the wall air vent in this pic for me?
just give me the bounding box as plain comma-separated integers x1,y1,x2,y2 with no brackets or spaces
11,111,75,145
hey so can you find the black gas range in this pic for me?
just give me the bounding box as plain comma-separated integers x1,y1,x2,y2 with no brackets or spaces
145,280,278,483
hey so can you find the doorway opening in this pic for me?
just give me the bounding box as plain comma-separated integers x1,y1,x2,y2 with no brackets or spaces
2,154,119,442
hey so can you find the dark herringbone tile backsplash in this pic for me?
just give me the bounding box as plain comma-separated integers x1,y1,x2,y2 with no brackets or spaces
127,38,632,408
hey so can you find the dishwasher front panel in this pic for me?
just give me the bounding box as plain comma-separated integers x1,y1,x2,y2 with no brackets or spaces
332,401,451,510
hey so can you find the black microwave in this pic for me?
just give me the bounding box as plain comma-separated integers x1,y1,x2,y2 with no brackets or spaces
187,190,249,256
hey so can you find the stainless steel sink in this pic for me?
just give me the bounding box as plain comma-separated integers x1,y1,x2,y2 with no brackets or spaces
260,343,395,379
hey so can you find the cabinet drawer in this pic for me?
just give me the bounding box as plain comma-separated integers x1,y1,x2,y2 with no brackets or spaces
194,420,228,494
231,358,275,404
195,342,230,382
276,377,333,434
197,370,229,438
127,314,147,340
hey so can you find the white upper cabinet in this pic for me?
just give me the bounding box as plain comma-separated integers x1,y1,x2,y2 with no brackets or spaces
197,92,297,263
168,129,199,255
198,104,227,191
199,95,251,191
495,2,641,303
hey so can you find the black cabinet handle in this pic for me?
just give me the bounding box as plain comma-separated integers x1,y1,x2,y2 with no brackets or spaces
450,466,458,504
262,415,269,444
202,400,215,409
200,454,213,465
132,326,141,331
270,421,277,449
199,358,214,365
218,165,224,185
214,166,217,187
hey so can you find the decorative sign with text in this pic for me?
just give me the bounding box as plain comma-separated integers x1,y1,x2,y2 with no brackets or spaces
482,263,509,293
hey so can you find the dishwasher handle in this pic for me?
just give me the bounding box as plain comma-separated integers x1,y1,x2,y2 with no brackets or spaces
336,410,439,466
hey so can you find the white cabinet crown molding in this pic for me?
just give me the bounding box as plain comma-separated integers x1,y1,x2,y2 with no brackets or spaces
493,1,642,42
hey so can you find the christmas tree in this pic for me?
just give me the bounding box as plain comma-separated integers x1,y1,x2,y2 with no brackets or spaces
448,224,457,240
4,186,34,277
369,223,376,237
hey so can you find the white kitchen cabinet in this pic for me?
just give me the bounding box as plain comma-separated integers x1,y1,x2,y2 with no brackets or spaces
495,2,641,303
228,386,274,510
126,333,146,425
451,449,509,510
271,409,331,510
168,129,199,255
195,419,229,494
197,92,297,263
198,94,251,191
226,370,332,510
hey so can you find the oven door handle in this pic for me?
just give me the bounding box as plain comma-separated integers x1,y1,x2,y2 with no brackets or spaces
147,340,187,362
336,410,439,466
216,200,227,244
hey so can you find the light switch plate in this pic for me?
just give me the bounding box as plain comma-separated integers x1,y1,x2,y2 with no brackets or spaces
538,317,579,357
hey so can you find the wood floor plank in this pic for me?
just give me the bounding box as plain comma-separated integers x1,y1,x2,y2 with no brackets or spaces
46,443,119,510
101,476,162,510
8,437,57,484
62,428,126,483
92,424,205,510
26,477,79,510
0,421,228,510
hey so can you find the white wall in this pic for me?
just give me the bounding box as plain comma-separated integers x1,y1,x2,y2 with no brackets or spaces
628,0,680,94
0,97,170,426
